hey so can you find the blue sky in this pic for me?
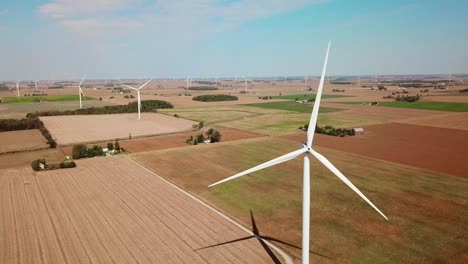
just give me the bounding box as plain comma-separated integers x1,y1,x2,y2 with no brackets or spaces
0,0,467,80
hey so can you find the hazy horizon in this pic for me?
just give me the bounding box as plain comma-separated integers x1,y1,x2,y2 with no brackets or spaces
1,0,467,80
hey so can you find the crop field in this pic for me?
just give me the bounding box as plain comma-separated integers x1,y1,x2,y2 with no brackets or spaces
342,101,468,112
244,101,342,113
0,149,65,169
60,128,265,154
40,113,198,145
2,95,95,103
281,123,468,178
0,156,282,263
0,100,113,119
0,130,48,154
133,138,468,263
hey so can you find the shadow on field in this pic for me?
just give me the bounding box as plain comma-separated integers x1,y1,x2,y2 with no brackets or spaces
195,210,333,263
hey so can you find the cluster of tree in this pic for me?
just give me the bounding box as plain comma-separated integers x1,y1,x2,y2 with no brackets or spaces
185,128,222,145
378,86,387,91
395,95,420,102
332,89,345,92
193,81,217,85
299,124,356,137
192,94,238,102
178,93,192,96
48,85,64,89
240,91,248,94
420,89,429,93
72,140,122,159
459,89,468,93
124,94,135,99
330,81,352,85
188,86,218,91
258,96,272,100
31,158,76,171
1,114,57,148
33,100,173,117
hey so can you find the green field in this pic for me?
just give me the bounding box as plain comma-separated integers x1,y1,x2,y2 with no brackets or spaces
340,101,468,112
244,101,343,113
272,93,350,101
379,101,468,112
2,95,95,104
134,138,468,263
160,105,378,136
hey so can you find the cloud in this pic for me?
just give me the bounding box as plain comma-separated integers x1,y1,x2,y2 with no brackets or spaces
39,0,325,36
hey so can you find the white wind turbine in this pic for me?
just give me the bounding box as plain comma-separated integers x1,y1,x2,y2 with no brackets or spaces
71,77,86,109
15,81,20,97
186,76,191,91
122,80,151,120
209,42,387,264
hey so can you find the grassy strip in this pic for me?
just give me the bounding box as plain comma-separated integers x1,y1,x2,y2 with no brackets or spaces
2,95,95,103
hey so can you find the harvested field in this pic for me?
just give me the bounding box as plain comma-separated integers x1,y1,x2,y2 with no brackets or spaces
60,128,266,154
40,113,198,145
0,100,113,119
396,112,468,130
281,123,468,178
0,156,287,263
0,130,48,153
133,138,468,263
0,149,65,169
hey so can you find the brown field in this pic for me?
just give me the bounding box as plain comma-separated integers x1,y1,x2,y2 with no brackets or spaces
0,148,65,169
60,128,266,155
0,156,290,264
0,130,49,153
133,137,468,263
40,113,198,146
281,123,468,178
396,112,468,130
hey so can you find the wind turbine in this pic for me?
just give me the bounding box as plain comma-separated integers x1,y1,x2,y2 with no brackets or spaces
34,81,38,92
122,79,151,120
208,42,388,264
70,77,86,109
186,77,190,91
15,81,20,97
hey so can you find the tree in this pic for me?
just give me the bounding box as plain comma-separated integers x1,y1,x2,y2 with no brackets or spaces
206,128,214,138
210,130,222,143
107,142,114,151
196,133,205,143
72,144,88,159
198,121,204,129
114,139,120,151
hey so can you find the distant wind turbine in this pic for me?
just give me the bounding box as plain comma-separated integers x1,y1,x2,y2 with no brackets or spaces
15,81,20,97
34,81,38,92
186,76,191,91
208,42,388,264
122,80,151,120
71,77,86,109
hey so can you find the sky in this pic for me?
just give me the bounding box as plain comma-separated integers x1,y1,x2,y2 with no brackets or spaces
0,0,467,80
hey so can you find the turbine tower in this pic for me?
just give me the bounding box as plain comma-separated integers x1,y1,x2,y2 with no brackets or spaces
186,76,191,91
34,81,38,92
209,42,387,264
122,80,151,120
15,81,20,97
71,77,86,109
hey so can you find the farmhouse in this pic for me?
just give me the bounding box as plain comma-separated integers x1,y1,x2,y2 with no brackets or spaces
353,127,364,135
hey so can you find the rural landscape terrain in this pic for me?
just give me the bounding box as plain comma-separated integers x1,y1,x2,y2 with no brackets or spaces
1,75,467,263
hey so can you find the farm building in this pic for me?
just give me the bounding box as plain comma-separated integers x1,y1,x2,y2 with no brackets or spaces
353,127,364,135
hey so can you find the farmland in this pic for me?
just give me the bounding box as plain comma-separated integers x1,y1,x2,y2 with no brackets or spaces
0,156,283,263
377,101,468,112
133,137,468,263
272,93,350,101
40,113,198,145
2,95,95,103
0,130,48,153
244,101,343,113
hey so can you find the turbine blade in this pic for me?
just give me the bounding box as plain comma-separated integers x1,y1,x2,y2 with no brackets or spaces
307,42,331,147
138,79,152,90
310,149,388,220
121,84,138,91
209,148,307,187
79,76,86,87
